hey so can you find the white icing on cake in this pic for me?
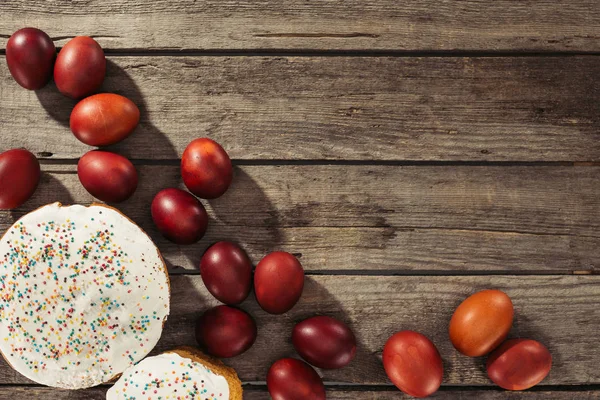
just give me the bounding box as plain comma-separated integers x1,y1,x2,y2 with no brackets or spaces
107,352,230,399
0,203,170,389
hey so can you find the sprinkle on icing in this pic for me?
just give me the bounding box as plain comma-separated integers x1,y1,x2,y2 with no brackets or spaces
0,203,170,389
107,352,230,400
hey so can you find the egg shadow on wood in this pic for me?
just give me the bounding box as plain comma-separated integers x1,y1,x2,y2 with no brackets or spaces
180,166,284,271
290,277,388,385
35,81,77,128
238,276,386,385
102,59,178,163
8,172,75,221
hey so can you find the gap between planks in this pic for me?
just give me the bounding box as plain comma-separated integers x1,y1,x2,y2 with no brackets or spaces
4,48,600,57
34,159,600,167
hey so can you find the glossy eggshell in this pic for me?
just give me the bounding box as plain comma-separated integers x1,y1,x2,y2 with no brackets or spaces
200,241,253,305
292,316,357,369
77,151,138,203
181,138,233,199
254,252,304,314
6,28,56,90
383,330,443,398
267,358,326,400
449,289,514,357
54,36,106,99
195,305,257,358
486,339,552,390
70,93,140,146
151,188,208,245
0,149,40,210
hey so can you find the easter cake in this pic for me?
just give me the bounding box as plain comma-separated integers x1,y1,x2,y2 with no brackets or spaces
107,347,243,399
0,203,170,389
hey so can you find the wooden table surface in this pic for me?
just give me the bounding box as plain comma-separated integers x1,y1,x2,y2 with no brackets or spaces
1,1,599,399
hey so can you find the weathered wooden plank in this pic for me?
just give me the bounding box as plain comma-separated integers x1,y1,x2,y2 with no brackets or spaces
1,165,598,272
0,275,598,385
2,56,600,161
1,1,600,51
2,386,600,399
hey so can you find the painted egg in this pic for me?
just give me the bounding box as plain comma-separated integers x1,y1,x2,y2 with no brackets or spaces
383,330,443,398
449,289,514,357
77,151,138,203
151,188,208,245
0,149,40,210
200,241,253,305
254,252,304,314
292,316,357,369
195,305,257,358
6,28,56,90
70,93,140,146
54,36,106,99
181,138,233,199
267,358,326,400
487,339,552,390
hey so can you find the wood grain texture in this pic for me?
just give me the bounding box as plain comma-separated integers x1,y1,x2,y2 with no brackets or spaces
2,387,600,399
0,275,598,385
1,165,598,272
1,1,600,51
2,56,600,161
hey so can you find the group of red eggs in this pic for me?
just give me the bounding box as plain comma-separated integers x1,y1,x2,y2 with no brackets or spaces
387,289,553,398
2,28,553,399
2,27,354,399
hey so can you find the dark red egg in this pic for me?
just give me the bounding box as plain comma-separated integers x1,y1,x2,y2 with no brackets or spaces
181,138,233,199
200,241,253,305
151,188,208,245
267,358,326,400
54,36,106,99
293,316,357,369
0,149,40,210
6,28,56,90
70,93,140,146
77,151,138,203
383,330,443,398
254,252,304,314
195,305,257,358
486,339,552,390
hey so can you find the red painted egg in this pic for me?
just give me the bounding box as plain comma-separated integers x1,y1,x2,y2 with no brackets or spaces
293,316,357,369
200,241,253,305
383,330,443,398
267,358,326,400
6,28,55,90
195,305,257,358
70,93,140,146
449,289,514,357
487,339,552,390
254,252,304,314
151,188,208,245
77,151,138,203
54,36,106,99
181,138,232,199
0,149,40,210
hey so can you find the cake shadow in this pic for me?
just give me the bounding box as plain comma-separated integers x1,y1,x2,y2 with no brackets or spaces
8,173,74,222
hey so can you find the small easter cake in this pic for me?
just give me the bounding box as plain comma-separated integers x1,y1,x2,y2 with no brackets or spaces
107,347,243,399
0,203,170,389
